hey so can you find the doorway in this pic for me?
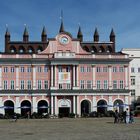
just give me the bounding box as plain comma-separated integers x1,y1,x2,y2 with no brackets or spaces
59,107,70,117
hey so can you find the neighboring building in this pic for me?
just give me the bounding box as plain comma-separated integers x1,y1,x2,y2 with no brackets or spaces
0,22,131,117
122,48,140,108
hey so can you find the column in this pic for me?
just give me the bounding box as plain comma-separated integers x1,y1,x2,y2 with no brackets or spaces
124,96,129,111
33,66,36,90
51,96,54,115
73,96,76,114
124,65,128,89
0,97,4,114
51,65,54,87
15,96,20,114
108,96,113,111
54,65,57,87
108,65,112,89
77,96,80,116
32,96,37,113
54,96,58,115
73,65,75,87
76,65,79,87
0,66,2,90
92,65,96,89
16,66,19,90
92,96,97,111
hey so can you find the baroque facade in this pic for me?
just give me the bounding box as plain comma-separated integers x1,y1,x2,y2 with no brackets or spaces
0,22,131,117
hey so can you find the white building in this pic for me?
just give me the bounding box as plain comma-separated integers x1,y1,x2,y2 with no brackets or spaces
122,48,140,108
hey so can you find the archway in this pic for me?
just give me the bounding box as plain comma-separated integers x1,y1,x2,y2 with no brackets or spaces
114,99,124,113
4,100,14,116
58,99,71,117
81,100,91,116
37,100,48,115
10,46,17,53
97,100,107,115
21,100,31,117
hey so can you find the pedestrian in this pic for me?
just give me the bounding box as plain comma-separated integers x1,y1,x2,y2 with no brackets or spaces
27,111,30,119
129,110,134,123
122,110,126,123
114,110,119,123
125,108,130,124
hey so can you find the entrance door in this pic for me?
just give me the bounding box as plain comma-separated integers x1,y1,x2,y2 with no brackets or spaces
59,107,70,117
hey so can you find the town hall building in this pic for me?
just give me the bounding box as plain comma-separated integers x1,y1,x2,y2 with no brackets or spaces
0,21,131,117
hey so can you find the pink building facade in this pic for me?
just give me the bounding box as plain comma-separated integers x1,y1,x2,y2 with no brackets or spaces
0,23,131,117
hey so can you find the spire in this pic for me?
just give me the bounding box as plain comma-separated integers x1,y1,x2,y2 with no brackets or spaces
59,20,65,33
23,26,28,36
5,24,10,52
41,26,47,42
42,26,46,36
110,28,115,42
59,10,65,33
23,25,29,42
77,26,83,42
5,26,10,37
110,28,115,37
94,28,99,42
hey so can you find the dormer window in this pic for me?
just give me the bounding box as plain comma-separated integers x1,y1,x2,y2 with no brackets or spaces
11,49,15,53
19,49,24,53
29,49,33,53
37,49,42,53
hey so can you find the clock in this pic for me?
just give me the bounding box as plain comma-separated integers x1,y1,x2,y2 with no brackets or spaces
60,36,69,44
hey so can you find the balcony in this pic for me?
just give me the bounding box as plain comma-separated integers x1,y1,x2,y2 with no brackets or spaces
54,52,75,58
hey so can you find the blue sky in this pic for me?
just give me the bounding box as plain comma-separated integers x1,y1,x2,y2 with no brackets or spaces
0,0,140,52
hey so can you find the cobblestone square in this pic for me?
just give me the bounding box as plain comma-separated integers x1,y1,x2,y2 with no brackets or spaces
0,118,140,140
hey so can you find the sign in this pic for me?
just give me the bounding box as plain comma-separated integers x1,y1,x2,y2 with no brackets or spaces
58,99,71,108
58,72,70,83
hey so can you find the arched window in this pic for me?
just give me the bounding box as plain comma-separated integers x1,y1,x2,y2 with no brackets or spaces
10,46,16,53
100,46,105,53
91,46,97,53
108,46,113,53
83,46,90,52
19,46,25,53
28,46,34,53
37,46,43,53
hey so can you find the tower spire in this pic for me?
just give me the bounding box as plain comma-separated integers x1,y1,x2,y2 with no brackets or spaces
77,25,83,42
5,24,10,37
41,26,47,42
5,24,10,52
110,28,115,42
94,27,99,42
59,10,65,33
23,24,29,42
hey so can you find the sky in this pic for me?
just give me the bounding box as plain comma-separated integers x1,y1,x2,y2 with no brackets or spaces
0,0,140,52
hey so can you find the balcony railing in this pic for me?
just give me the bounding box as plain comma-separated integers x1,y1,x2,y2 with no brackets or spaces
54,52,75,58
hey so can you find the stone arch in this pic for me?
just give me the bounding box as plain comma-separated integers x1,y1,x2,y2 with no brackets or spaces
113,99,124,113
58,99,71,117
20,100,31,117
97,99,107,114
4,100,14,116
81,99,91,116
37,100,49,115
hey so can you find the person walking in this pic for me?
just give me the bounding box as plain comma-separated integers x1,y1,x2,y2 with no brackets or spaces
126,108,130,124
129,110,134,123
114,110,119,123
